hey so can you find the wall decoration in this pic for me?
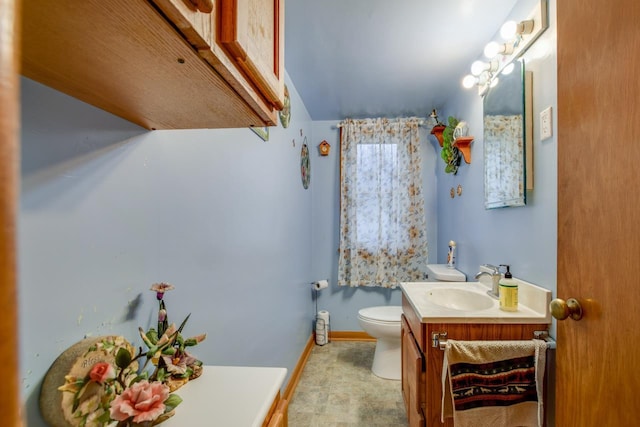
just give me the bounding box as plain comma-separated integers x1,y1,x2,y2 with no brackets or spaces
279,85,291,128
39,283,206,427
318,140,331,156
250,126,269,141
429,110,462,175
301,139,310,189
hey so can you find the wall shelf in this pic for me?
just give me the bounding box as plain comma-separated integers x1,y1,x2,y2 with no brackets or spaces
453,136,474,164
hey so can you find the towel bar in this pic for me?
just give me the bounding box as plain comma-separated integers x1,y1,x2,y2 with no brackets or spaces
533,330,557,349
432,330,556,350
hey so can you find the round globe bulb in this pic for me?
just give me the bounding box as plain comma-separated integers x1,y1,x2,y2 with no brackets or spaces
470,60,487,76
502,63,515,75
484,41,500,59
462,74,477,89
500,21,518,40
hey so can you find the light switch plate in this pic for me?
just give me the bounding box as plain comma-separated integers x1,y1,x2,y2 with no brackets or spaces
540,106,553,140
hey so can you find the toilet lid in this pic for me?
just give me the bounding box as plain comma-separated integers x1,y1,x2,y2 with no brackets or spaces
358,306,403,322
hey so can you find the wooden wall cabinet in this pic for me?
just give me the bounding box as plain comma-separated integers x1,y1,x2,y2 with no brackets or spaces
21,0,285,130
219,0,285,110
401,294,544,427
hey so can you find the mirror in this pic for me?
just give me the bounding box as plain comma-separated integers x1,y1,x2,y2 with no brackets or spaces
483,59,532,209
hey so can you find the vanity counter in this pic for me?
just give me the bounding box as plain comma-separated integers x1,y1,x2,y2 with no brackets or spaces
162,365,287,427
400,280,551,324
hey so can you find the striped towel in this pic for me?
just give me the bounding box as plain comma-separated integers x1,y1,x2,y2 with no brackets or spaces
441,339,547,427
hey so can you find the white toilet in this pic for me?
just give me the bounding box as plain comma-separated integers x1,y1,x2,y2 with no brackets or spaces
358,305,404,380
357,264,466,380
424,263,467,283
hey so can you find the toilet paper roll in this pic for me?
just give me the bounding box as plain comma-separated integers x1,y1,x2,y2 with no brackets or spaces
315,310,330,346
313,280,329,290
317,310,330,324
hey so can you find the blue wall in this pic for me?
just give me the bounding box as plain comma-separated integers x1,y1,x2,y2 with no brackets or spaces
19,75,315,425
306,0,558,331
18,2,557,423
308,121,440,330
436,0,557,292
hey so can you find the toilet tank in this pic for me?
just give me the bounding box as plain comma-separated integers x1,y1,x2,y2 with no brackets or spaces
426,264,466,282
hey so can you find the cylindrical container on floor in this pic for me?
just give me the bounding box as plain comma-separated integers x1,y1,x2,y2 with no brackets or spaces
315,310,330,345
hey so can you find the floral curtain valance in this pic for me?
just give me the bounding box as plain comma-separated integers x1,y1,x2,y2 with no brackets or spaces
338,117,428,288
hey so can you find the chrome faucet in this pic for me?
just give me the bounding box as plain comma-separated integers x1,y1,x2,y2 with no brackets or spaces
475,264,502,299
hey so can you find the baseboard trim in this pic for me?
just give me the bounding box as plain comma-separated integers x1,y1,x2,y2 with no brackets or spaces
329,331,375,341
282,334,315,403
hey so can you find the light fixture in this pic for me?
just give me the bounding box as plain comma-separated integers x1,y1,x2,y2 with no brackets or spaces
462,74,477,89
461,0,549,95
483,41,514,59
470,59,498,76
500,20,535,40
461,71,491,89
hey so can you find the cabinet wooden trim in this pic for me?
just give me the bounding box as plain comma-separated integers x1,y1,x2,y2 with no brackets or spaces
151,0,280,125
21,0,275,130
401,316,425,427
402,294,426,350
0,0,21,424
219,0,285,109
265,397,288,427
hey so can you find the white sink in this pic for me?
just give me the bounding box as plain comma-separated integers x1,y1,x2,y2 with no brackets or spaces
424,288,494,311
400,281,552,324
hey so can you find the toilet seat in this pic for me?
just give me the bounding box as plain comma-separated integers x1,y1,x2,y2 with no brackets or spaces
358,306,403,324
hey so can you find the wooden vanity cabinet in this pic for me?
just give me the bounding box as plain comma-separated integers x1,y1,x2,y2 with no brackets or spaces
21,0,284,130
401,294,543,427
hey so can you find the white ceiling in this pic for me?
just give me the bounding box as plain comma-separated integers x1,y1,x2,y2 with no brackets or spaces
284,0,523,121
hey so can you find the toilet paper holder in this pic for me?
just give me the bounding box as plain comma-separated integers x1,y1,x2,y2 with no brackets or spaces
311,279,329,291
315,312,331,345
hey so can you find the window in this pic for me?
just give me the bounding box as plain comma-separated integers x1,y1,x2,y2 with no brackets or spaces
338,118,428,288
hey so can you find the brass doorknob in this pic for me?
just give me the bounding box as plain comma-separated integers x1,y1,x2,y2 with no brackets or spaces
550,298,583,321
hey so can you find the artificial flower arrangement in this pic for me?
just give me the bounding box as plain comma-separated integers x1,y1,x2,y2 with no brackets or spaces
429,109,462,174
56,283,206,427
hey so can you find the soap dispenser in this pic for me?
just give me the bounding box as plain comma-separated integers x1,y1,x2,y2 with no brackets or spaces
447,241,456,268
498,265,518,311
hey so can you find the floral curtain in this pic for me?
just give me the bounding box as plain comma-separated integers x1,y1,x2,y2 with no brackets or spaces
483,114,524,207
338,117,428,288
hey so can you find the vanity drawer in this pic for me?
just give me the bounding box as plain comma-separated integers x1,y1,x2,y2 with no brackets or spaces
402,293,427,351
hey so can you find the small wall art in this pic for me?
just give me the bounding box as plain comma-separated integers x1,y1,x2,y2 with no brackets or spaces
301,139,310,189
250,126,269,141
318,140,330,156
279,85,291,128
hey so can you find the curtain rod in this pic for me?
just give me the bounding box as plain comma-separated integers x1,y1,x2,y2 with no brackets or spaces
335,118,426,129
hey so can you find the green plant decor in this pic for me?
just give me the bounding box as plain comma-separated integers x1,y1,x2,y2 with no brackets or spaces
441,116,462,174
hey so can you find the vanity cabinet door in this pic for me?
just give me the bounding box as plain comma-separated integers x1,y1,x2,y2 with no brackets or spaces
401,315,425,427
219,0,285,109
425,323,544,427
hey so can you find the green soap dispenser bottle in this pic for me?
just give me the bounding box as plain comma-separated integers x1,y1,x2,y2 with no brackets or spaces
499,265,518,311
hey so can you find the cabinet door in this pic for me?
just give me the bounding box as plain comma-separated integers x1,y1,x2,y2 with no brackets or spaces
401,316,425,427
150,0,279,125
151,0,215,50
219,0,285,109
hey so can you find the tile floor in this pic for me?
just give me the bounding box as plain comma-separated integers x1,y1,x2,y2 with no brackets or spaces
288,341,408,427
